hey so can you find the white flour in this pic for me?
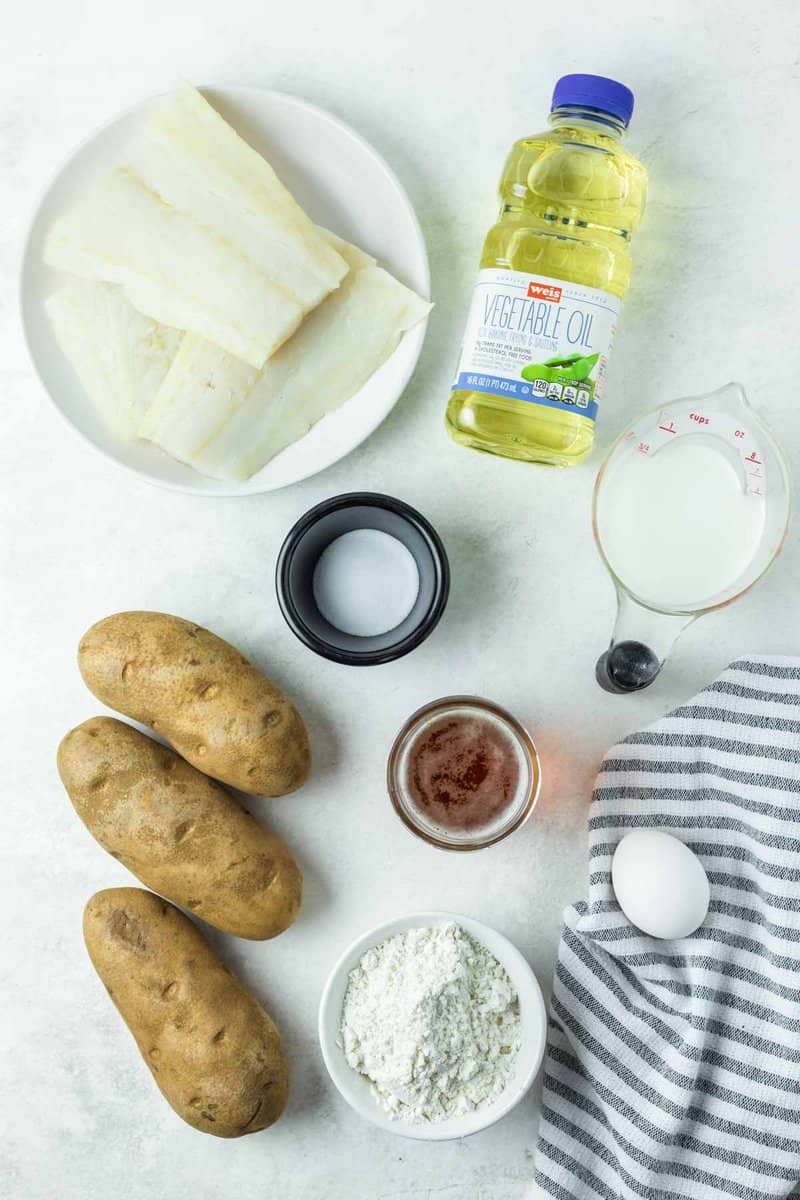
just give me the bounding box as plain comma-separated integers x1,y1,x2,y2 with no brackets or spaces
339,922,521,1122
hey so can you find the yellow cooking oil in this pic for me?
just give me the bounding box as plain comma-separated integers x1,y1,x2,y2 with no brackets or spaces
446,74,647,466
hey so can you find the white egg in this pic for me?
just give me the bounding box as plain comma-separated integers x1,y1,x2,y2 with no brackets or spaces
610,830,710,939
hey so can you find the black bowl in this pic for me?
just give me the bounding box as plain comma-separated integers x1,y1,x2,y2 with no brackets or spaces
275,492,450,666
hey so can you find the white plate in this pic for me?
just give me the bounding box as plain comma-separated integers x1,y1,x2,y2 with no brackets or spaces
20,87,431,496
318,911,547,1141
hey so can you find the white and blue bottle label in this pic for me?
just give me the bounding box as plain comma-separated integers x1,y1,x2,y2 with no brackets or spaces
452,269,620,422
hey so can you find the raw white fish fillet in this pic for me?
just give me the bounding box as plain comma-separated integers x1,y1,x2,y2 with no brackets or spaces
131,83,346,304
138,336,259,453
45,280,182,441
43,84,348,368
44,168,303,368
196,264,431,482
142,234,431,480
138,231,367,453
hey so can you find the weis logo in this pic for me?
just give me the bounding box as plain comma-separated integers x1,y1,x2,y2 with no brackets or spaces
527,281,562,303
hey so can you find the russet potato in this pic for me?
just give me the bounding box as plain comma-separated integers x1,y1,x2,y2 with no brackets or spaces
83,888,289,1138
59,717,302,940
77,611,310,796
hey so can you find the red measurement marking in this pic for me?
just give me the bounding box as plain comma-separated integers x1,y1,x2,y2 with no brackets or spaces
689,412,709,425
745,451,762,464
658,420,677,434
637,441,650,455
750,486,764,496
748,468,764,479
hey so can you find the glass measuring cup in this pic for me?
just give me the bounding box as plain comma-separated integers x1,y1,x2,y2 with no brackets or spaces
593,382,791,693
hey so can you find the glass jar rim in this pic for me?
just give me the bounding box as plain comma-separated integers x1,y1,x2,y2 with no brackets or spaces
386,695,541,852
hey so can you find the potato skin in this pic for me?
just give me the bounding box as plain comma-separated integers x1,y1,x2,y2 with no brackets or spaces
83,888,289,1137
77,611,310,796
58,717,302,939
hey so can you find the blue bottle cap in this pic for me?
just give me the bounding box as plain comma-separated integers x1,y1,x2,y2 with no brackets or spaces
551,74,635,127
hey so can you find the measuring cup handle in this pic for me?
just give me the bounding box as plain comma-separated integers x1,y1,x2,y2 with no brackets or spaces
596,641,661,692
596,592,694,694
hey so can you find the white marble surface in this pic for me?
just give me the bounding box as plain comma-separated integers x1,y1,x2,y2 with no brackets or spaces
2,3,799,1198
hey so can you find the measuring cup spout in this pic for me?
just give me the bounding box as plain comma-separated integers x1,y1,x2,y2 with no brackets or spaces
707,380,750,415
595,591,694,694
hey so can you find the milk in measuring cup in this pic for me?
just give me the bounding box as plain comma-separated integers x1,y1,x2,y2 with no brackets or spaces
596,435,766,610
593,384,789,695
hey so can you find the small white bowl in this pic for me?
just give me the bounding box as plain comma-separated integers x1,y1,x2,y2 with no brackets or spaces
318,911,547,1140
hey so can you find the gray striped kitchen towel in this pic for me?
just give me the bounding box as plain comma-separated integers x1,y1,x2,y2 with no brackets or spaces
534,657,800,1200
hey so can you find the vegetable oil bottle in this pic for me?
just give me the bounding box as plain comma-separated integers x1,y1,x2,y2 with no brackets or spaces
446,74,648,466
